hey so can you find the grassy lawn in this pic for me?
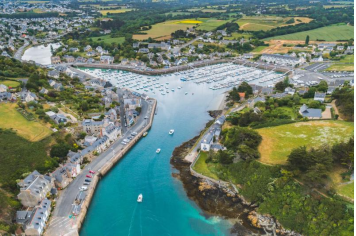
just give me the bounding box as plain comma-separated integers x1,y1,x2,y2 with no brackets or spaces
192,152,219,180
264,24,354,41
327,55,354,72
224,32,253,40
99,8,133,15
0,80,20,87
90,35,125,45
133,18,230,40
257,120,354,165
337,182,354,199
237,15,312,31
0,103,52,142
252,46,268,53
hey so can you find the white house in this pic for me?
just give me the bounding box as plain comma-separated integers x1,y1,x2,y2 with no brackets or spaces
201,132,214,151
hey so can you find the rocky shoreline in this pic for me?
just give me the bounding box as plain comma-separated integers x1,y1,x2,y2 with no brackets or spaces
170,114,301,236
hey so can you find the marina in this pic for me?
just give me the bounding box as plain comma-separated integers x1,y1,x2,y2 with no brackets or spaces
80,63,283,96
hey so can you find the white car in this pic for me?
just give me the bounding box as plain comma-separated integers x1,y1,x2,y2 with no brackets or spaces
79,186,88,191
121,141,127,145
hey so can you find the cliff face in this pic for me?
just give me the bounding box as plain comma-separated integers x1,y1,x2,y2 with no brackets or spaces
170,131,263,236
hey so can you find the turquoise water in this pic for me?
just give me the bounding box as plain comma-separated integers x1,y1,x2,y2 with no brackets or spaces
80,72,244,235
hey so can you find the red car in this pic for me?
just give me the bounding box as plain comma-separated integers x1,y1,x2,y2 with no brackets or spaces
89,170,95,174
86,175,92,178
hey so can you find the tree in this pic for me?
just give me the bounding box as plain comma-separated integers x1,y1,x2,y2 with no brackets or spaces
305,35,310,45
135,106,142,114
237,82,253,97
50,143,70,159
288,146,309,171
317,80,328,92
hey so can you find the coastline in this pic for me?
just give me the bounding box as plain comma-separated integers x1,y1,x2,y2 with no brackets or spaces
76,99,157,231
170,114,301,236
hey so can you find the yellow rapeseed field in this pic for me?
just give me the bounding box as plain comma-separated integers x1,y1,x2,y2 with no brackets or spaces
175,20,202,24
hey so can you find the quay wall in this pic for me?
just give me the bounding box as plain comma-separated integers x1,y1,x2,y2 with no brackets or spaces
71,58,292,77
75,99,157,231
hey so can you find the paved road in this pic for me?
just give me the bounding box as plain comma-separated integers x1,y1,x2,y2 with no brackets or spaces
13,40,29,60
45,97,153,236
172,37,202,53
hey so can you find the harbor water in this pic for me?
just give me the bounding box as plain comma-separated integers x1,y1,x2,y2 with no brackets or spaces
22,43,60,65
79,67,277,235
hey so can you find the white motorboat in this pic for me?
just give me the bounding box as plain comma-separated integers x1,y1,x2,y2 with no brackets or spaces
137,194,143,202
156,148,161,153
169,129,174,135
178,86,182,89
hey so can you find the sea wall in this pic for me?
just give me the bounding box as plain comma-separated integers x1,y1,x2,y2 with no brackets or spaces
71,58,292,76
75,99,157,231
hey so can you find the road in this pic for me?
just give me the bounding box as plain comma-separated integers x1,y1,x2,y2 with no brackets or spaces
13,40,29,61
172,37,202,53
45,96,153,236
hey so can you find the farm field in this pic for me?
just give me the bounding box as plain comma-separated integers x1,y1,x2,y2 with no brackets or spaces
133,18,229,40
0,80,20,87
89,35,125,45
264,24,354,41
187,7,227,13
257,120,354,165
99,8,133,15
237,15,312,31
0,103,52,142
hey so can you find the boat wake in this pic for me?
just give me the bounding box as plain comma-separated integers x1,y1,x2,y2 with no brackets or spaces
127,203,138,236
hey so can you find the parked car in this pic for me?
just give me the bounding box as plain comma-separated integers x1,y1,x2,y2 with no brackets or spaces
85,179,91,182
89,170,95,174
79,186,88,191
83,182,90,185
121,141,127,145
132,132,138,136
86,175,92,178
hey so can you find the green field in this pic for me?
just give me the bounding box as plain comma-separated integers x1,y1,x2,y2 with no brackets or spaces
133,18,230,40
265,24,354,41
252,46,268,53
192,152,219,180
0,80,20,87
90,35,125,45
257,121,354,165
0,103,52,142
337,182,354,199
327,55,354,71
237,15,312,31
99,8,133,15
224,32,253,40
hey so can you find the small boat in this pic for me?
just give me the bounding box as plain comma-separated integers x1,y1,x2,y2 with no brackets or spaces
143,132,148,137
156,148,161,153
185,92,188,95
180,78,187,81
137,194,143,202
178,86,182,89
169,129,174,135
171,89,175,92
